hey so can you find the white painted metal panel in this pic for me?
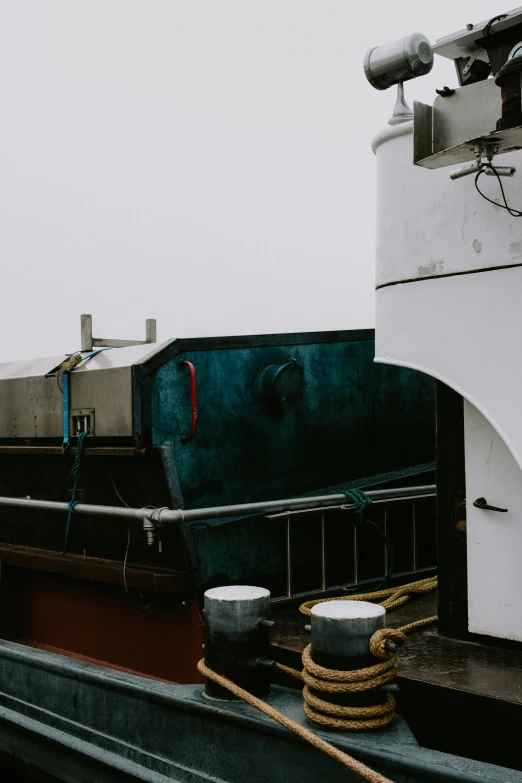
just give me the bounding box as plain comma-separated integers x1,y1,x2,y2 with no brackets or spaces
372,55,522,643
0,341,168,438
375,264,522,642
375,269,522,472
373,123,522,288
465,400,522,642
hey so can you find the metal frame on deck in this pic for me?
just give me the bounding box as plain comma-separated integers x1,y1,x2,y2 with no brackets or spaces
270,488,436,603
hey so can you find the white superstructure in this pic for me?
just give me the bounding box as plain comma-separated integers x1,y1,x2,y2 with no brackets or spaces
371,9,522,642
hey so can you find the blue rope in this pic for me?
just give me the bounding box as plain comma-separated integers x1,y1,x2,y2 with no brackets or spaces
341,489,372,521
62,372,71,451
63,430,89,555
340,488,395,591
61,349,110,451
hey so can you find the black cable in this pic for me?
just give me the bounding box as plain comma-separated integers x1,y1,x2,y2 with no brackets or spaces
106,469,152,611
354,517,395,593
339,490,395,592
475,163,522,217
105,469,130,508
483,14,508,38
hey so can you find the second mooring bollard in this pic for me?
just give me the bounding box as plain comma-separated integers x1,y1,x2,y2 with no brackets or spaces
310,600,389,716
203,585,273,700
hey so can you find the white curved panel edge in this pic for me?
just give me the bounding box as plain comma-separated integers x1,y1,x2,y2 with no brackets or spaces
375,271,522,471
373,119,522,470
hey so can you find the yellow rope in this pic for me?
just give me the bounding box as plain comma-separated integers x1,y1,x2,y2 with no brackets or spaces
277,577,439,732
197,658,394,783
198,578,438,783
299,575,438,616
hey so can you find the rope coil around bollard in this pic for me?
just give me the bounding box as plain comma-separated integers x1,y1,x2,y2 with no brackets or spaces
198,489,438,783
199,580,438,783
299,627,407,731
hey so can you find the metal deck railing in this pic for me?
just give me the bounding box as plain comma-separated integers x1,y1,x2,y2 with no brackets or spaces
268,486,436,603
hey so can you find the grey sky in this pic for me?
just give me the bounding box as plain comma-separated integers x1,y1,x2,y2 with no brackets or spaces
0,1,497,360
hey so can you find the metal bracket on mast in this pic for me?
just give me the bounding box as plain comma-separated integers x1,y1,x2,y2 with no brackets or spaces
449,141,516,180
80,314,157,351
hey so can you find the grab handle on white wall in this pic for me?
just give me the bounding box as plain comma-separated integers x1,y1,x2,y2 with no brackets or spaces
473,497,508,513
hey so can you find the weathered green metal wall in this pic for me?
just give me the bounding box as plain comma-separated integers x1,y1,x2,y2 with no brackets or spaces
152,330,434,509
150,330,435,589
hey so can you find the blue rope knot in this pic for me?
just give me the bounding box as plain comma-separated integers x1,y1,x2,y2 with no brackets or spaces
341,488,372,522
63,430,89,555
340,487,395,592
68,499,80,515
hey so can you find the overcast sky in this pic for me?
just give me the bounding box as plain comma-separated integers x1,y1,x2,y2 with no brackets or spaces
0,1,500,360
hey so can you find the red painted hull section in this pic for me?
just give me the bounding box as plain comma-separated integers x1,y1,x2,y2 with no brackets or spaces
0,566,204,683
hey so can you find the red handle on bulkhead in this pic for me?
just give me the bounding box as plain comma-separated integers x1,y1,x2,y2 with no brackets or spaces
180,360,198,443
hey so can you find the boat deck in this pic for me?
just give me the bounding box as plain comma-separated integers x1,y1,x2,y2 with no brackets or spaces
271,591,522,771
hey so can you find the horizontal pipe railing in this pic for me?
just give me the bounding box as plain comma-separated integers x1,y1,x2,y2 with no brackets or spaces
177,485,436,521
0,484,436,525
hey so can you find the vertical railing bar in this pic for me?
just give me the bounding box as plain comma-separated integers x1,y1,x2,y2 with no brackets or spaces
353,518,359,584
321,512,327,591
286,516,292,598
412,501,417,573
383,502,388,577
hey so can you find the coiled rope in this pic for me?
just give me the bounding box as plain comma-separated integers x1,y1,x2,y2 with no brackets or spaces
297,498,437,733
199,578,438,783
276,605,436,734
198,489,438,782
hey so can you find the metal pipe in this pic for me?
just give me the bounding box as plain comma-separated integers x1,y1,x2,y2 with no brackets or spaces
320,512,327,592
485,166,516,176
0,496,184,524
286,516,292,598
180,484,436,521
0,484,435,525
449,162,482,180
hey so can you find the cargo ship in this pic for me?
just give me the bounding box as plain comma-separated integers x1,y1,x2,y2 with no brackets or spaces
2,7,522,783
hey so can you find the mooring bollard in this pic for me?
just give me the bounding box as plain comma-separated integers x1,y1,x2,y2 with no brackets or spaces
310,600,389,712
203,585,273,700
311,600,385,668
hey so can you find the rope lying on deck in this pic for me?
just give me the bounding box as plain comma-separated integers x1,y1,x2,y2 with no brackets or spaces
298,575,438,617
197,658,394,783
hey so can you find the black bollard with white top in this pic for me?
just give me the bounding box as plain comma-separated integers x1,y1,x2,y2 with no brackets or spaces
310,600,391,715
203,585,274,700
311,600,385,669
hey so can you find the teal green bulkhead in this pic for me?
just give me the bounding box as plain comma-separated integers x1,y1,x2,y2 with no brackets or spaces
150,331,435,588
